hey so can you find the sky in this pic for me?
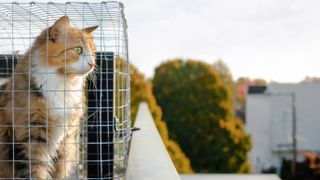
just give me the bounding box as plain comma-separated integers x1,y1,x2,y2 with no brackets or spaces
5,0,320,82
120,0,320,82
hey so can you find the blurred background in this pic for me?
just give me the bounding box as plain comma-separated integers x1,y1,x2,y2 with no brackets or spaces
123,0,320,180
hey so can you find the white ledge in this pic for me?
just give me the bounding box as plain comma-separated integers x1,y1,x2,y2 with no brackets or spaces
126,102,180,180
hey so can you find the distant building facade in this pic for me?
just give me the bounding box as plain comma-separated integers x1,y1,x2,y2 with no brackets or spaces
246,82,320,173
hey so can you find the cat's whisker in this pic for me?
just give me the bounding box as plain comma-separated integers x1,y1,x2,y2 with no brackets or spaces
89,65,100,89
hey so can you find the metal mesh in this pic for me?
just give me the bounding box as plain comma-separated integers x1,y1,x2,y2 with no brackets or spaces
0,1,130,179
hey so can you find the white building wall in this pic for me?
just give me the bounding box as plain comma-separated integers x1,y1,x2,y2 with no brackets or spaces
246,94,273,173
269,95,292,152
246,82,320,173
268,83,320,151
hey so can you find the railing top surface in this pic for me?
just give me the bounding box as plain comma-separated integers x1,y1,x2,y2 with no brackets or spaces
126,102,180,180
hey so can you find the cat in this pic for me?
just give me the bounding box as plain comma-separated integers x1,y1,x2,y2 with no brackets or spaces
0,16,98,179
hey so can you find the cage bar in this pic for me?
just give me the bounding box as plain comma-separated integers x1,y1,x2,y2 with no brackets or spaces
0,1,130,179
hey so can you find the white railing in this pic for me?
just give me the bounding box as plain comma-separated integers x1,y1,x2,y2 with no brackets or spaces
126,103,181,180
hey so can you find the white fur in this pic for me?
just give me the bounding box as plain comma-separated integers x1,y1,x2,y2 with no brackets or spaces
32,51,85,123
31,50,87,157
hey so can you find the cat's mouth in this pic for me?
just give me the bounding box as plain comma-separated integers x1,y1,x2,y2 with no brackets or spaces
84,63,96,76
88,63,95,70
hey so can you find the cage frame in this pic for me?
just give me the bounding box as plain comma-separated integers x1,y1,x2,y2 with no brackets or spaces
0,1,131,179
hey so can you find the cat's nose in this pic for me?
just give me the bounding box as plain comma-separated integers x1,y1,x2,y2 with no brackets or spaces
88,63,95,69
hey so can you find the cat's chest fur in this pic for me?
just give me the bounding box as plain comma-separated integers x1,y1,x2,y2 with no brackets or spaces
31,51,85,125
34,73,84,123
32,68,85,153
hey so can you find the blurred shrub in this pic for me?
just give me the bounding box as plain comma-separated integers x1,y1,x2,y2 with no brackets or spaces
152,59,251,173
130,64,193,173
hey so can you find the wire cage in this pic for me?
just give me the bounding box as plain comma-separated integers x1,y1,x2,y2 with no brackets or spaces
0,1,130,179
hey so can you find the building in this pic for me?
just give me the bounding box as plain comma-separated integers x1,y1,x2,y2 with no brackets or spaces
246,82,320,173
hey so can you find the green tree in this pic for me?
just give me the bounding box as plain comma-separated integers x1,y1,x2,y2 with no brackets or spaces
130,64,193,173
153,59,251,173
213,60,236,117
213,59,234,86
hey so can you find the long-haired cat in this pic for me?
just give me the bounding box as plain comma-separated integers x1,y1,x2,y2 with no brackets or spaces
0,16,98,179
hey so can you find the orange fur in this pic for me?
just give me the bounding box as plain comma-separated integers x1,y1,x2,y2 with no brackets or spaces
0,16,97,179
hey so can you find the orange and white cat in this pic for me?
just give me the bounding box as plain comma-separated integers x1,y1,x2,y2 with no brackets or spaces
0,16,97,179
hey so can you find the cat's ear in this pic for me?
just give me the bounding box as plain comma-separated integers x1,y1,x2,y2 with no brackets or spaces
83,25,99,35
49,16,70,42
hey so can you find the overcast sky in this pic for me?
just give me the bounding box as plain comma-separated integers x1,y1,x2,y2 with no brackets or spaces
6,0,320,82
121,0,320,82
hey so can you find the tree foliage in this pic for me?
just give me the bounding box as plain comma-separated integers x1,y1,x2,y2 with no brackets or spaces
130,64,193,173
213,60,236,117
152,59,251,173
213,59,234,87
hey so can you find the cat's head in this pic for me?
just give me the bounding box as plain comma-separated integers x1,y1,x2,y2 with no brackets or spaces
36,16,98,77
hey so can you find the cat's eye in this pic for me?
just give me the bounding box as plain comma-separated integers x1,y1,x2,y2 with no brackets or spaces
74,47,83,55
